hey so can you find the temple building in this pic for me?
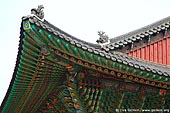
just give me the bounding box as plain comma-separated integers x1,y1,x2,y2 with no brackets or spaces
0,6,170,113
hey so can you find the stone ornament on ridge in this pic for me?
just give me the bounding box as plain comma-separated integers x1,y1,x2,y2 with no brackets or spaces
96,31,110,45
31,5,44,19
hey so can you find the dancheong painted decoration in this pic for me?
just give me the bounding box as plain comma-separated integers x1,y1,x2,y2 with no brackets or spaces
0,6,170,113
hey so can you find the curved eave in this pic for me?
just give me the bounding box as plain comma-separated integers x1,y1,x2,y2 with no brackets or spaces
0,23,24,111
1,17,67,112
25,16,170,87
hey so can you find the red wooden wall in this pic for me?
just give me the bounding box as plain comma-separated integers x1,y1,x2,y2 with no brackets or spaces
128,37,170,65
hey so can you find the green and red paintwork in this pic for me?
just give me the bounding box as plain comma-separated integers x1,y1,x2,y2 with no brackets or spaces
0,17,170,113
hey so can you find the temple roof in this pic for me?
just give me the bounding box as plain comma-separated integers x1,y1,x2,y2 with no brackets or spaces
1,14,170,112
27,16,170,77
103,16,170,51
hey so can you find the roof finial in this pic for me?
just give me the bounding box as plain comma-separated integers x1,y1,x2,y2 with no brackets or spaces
96,31,110,45
31,5,44,19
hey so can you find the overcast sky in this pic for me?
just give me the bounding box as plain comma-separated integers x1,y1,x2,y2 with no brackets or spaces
0,0,170,104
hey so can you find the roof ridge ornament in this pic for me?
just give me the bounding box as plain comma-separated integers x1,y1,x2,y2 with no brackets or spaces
31,5,44,20
96,31,110,45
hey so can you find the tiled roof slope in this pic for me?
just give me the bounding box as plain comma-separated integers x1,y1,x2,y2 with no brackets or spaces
27,16,170,77
44,20,100,48
103,16,170,51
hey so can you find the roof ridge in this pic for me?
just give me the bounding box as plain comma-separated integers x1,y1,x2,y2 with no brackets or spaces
111,16,170,42
104,16,170,51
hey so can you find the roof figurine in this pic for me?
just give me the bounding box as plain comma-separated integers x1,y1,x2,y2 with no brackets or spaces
31,5,44,20
96,31,110,45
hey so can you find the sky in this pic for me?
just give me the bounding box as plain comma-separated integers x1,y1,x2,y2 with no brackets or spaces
0,0,170,104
